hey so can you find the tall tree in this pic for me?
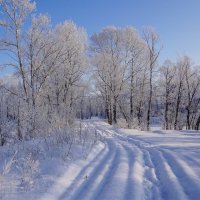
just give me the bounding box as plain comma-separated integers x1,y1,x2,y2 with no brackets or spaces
160,60,176,129
91,27,132,124
142,27,160,131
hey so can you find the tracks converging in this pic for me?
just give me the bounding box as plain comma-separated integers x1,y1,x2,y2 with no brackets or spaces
44,120,200,200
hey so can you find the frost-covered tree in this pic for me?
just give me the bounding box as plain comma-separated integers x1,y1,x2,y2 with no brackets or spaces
118,27,146,128
159,60,176,129
159,57,200,130
0,0,36,102
0,0,88,142
91,27,132,124
142,27,161,131
91,26,160,128
184,60,200,130
46,21,87,125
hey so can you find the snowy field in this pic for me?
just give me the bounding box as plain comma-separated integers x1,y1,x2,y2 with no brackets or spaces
1,119,200,200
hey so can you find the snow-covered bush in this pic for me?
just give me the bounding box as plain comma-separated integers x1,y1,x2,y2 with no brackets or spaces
17,154,40,190
1,153,16,176
0,152,17,198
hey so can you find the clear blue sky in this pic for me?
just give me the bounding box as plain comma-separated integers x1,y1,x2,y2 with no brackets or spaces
34,0,200,65
0,0,200,76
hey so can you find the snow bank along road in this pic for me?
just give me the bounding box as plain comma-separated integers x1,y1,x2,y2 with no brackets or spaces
41,120,200,200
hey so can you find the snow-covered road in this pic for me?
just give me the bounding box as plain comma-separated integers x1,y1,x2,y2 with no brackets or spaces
42,120,200,200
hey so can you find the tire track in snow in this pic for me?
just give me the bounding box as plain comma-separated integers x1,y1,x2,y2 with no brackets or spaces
122,143,145,200
132,148,145,200
40,140,107,200
94,143,128,200
181,154,200,168
68,140,119,200
57,120,200,200
149,149,188,200
120,136,161,200
98,126,160,200
142,149,161,200
122,144,137,200
105,130,146,200
118,130,200,200
161,149,200,199
99,127,146,200
79,148,119,200
118,130,188,200
91,125,145,200
58,139,114,200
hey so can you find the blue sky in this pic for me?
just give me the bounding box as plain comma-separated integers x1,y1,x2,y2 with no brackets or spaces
34,0,200,65
0,0,200,76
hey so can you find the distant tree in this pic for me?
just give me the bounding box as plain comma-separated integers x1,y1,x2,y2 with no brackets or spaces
160,60,176,129
142,27,161,131
184,60,200,129
91,27,140,125
0,0,88,142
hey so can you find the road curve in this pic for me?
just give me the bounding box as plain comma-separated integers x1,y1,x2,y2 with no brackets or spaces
48,120,200,200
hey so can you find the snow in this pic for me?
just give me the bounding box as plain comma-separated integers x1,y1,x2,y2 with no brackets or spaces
1,119,200,200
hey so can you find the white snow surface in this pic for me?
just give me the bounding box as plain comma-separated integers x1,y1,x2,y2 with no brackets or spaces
1,119,200,200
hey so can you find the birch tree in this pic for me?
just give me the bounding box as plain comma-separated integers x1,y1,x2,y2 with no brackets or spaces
142,27,160,130
160,60,176,129
91,27,130,124
0,0,35,102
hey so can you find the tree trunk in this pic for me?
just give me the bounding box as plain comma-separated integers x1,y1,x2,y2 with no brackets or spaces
113,97,117,124
186,106,191,130
130,62,134,125
164,87,169,130
108,97,112,125
174,83,182,130
195,115,200,130
147,69,153,131
17,99,22,141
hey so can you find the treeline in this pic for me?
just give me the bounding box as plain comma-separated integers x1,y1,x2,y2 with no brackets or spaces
0,0,88,145
89,27,200,130
0,0,199,146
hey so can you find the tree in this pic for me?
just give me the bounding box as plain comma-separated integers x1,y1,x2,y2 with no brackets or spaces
142,27,161,131
0,1,88,141
121,27,146,128
173,57,188,130
184,60,200,129
0,0,35,102
91,27,133,124
160,60,176,129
